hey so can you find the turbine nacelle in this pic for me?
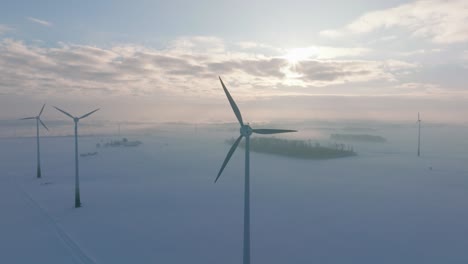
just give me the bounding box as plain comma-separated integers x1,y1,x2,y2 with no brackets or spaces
240,125,253,137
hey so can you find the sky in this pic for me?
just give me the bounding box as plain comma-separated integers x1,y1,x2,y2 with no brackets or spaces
0,0,467,124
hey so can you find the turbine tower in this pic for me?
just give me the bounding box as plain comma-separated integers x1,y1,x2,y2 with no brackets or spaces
215,77,296,264
54,106,99,208
417,112,421,157
21,104,49,178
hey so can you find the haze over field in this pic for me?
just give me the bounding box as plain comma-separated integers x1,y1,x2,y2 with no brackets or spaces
2,123,468,263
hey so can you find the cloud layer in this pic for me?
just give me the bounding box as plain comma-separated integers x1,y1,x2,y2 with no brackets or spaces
0,37,423,99
321,0,468,44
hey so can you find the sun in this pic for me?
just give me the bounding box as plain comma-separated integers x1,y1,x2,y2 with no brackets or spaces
283,47,318,64
282,47,318,82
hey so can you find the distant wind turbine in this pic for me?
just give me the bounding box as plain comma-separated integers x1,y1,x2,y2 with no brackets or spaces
54,106,100,208
417,112,421,157
215,77,297,264
20,104,49,178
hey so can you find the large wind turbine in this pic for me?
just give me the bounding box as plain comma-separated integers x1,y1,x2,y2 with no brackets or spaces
54,106,100,208
215,77,296,264
21,104,49,178
417,112,421,157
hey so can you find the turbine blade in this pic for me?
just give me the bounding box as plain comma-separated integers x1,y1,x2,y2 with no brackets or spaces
39,119,49,131
253,128,297,134
219,77,243,126
215,135,243,183
38,104,46,117
79,108,100,119
20,117,36,120
54,106,74,119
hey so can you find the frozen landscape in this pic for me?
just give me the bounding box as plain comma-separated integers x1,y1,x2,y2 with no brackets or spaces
1,1,467,263
1,122,468,264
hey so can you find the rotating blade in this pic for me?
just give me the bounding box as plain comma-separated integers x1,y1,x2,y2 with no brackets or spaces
79,108,100,119
38,104,46,117
215,135,243,183
20,117,36,120
252,128,297,134
54,106,74,119
39,119,49,131
219,77,244,126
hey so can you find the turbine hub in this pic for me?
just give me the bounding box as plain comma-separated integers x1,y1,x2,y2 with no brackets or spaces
240,125,253,137
74,117,79,122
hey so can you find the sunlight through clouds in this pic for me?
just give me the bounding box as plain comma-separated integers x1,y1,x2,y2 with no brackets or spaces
0,37,422,99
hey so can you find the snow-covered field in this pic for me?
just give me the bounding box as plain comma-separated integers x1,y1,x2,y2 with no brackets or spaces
1,124,468,264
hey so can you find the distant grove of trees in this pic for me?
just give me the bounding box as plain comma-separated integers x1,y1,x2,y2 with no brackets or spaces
226,137,356,159
96,138,142,148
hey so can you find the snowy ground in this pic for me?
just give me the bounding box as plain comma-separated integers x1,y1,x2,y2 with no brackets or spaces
1,124,468,264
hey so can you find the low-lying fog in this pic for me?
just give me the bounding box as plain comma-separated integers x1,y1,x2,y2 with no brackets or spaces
1,120,467,264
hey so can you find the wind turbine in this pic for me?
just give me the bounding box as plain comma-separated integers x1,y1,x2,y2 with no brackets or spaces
417,112,421,157
20,104,49,178
54,106,100,208
215,77,296,264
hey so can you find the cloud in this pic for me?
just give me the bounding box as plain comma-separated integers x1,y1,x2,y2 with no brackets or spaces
398,49,442,57
168,36,225,54
0,37,424,99
237,41,276,50
294,59,418,86
0,25,12,35
207,58,288,78
395,82,443,94
284,46,371,60
27,17,52,27
320,0,468,44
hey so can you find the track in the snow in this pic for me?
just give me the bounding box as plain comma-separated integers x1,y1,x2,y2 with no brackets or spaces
13,179,98,264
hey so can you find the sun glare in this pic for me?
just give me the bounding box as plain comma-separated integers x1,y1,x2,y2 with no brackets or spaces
283,47,318,64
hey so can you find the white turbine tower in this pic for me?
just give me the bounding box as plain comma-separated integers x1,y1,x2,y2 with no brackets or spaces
54,106,99,208
215,77,296,264
21,104,48,178
417,112,421,157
